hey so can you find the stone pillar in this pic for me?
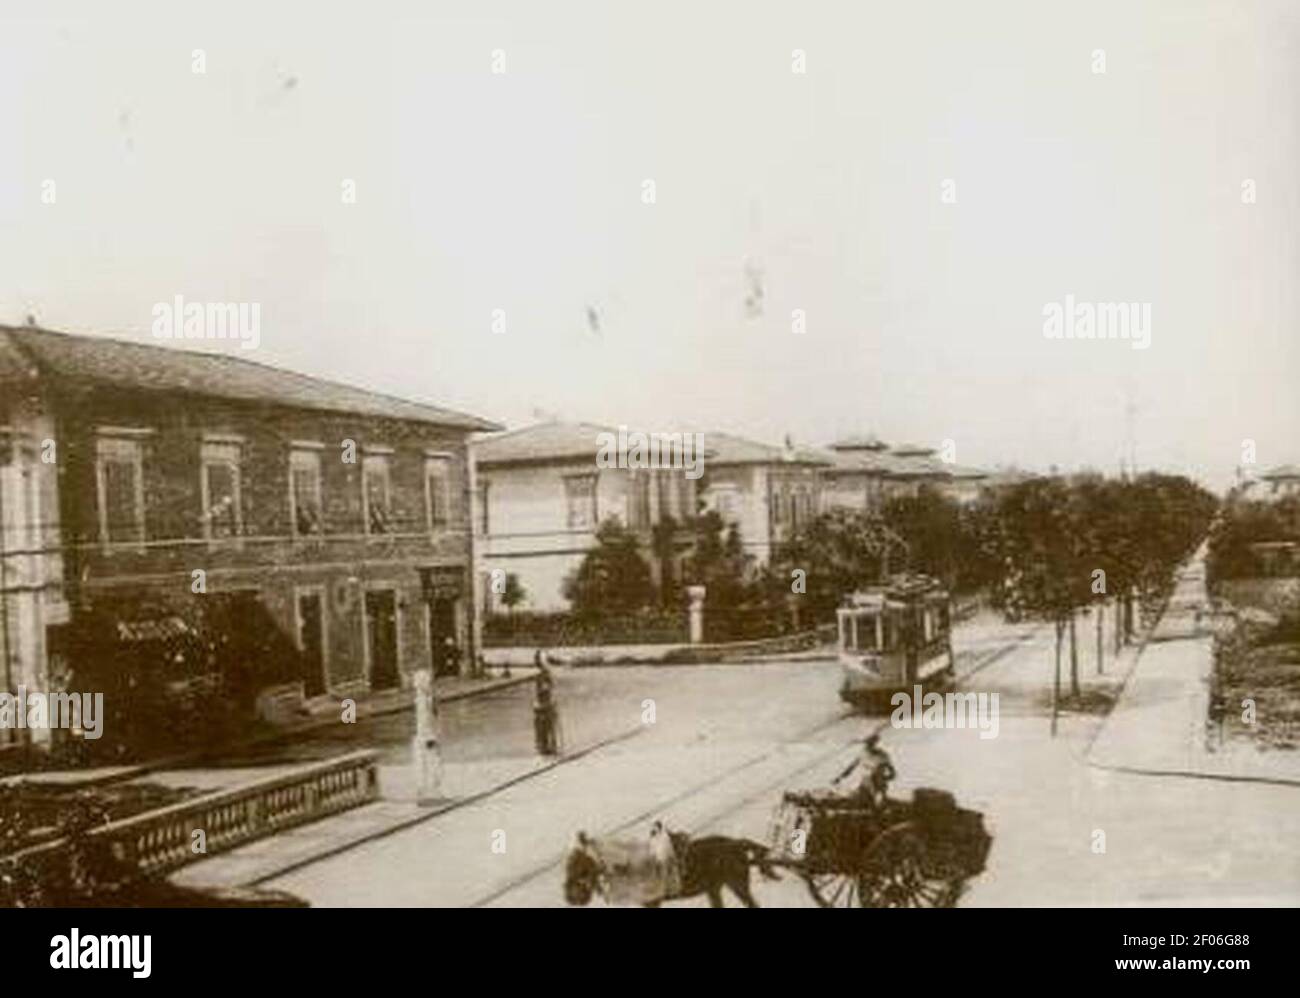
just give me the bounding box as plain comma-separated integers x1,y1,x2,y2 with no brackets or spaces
411,668,443,803
686,585,706,644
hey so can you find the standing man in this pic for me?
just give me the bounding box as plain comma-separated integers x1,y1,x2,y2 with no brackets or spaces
533,651,559,755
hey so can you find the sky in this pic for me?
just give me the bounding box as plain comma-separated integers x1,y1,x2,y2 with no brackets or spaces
1,0,1296,490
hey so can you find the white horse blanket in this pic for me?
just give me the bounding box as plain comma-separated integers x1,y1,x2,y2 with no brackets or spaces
585,833,682,906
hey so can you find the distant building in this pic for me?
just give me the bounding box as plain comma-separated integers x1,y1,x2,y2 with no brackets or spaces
819,435,989,511
942,464,993,504
978,467,1040,491
881,442,961,500
1256,464,1300,498
0,325,500,749
473,422,996,613
697,431,830,564
819,435,892,512
474,423,832,611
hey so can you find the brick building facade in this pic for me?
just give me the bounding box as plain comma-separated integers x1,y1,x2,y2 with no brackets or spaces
0,325,500,750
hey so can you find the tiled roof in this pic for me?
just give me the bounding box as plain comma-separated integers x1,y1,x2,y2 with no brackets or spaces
881,452,952,480
824,445,965,481
824,447,896,475
704,431,831,467
474,421,621,465
0,325,502,431
823,433,992,482
474,423,835,470
828,433,889,451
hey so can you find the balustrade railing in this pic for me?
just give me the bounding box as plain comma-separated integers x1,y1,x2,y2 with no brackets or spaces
4,749,380,880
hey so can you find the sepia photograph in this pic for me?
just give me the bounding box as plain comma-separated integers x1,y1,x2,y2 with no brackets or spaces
0,0,1296,972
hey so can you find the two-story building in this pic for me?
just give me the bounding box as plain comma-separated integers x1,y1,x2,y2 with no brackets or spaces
474,422,701,612
819,434,896,512
475,422,833,612
0,325,500,749
696,431,830,564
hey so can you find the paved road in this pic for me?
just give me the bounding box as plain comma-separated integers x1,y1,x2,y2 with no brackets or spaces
264,615,1300,907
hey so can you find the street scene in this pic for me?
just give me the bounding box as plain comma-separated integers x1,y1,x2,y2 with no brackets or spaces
1,0,1298,916
254,604,1300,908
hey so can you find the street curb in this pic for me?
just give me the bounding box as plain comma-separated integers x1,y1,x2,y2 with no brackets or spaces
237,724,651,888
1083,759,1300,789
0,672,538,792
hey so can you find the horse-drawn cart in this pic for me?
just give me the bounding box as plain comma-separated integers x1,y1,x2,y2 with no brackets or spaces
563,770,993,908
766,786,992,907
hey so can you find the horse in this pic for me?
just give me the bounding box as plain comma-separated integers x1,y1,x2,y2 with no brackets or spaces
563,828,779,908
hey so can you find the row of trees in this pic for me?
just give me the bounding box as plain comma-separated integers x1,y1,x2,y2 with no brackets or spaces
560,473,1217,686
980,473,1217,729
566,490,1002,635
765,473,1215,731
768,493,999,623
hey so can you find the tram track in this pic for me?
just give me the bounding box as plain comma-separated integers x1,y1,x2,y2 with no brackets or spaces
953,623,1047,683
468,707,866,906
468,626,1040,907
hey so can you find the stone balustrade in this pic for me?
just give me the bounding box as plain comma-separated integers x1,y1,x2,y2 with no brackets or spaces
4,749,380,881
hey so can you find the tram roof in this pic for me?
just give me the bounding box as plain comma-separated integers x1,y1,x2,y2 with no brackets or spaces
841,574,949,607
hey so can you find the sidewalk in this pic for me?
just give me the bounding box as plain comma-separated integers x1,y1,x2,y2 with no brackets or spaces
170,725,645,891
285,669,537,731
0,669,537,791
1087,546,1300,785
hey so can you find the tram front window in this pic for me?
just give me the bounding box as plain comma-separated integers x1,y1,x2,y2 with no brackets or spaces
881,612,897,652
847,613,868,649
839,610,882,653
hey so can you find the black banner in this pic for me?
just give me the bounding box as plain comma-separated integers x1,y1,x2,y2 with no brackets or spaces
0,907,1282,985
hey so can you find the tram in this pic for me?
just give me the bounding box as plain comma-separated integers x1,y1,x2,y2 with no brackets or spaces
837,574,955,708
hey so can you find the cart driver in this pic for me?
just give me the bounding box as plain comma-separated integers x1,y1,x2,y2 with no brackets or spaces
832,733,895,809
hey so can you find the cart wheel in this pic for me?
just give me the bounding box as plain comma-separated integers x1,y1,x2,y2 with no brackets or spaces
858,827,961,908
807,870,860,908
